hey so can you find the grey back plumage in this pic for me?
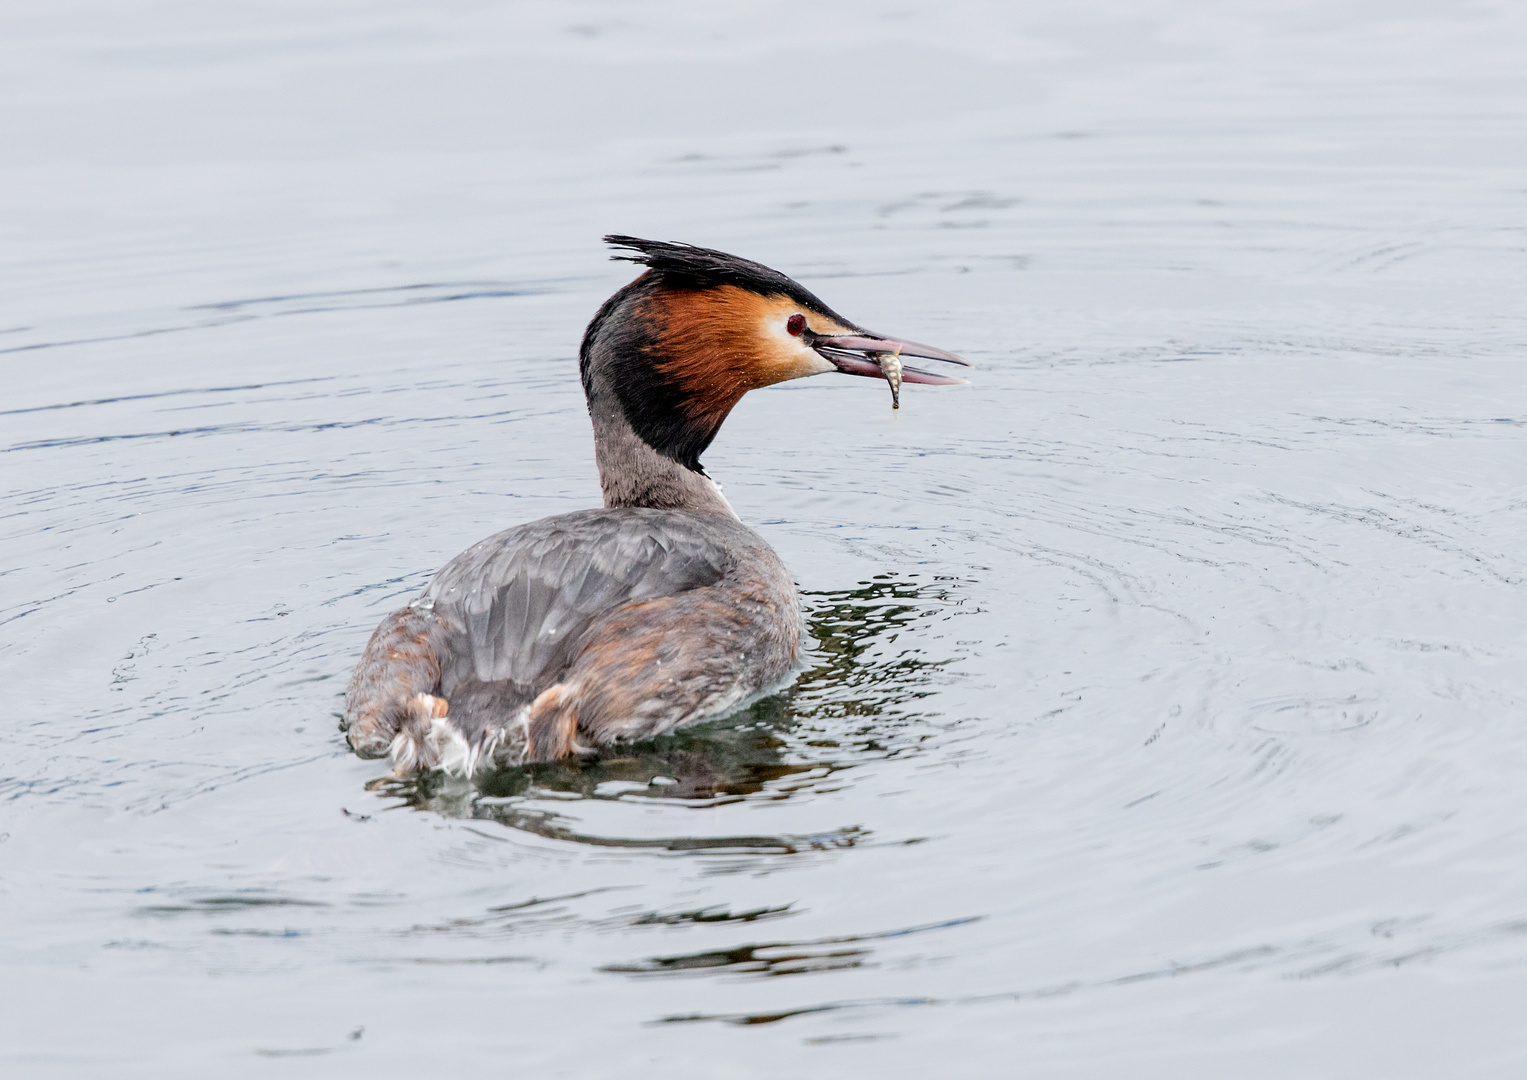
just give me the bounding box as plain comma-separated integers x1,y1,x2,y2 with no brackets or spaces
423,508,757,697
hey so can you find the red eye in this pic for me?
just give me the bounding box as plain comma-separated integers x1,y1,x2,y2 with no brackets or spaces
786,313,806,336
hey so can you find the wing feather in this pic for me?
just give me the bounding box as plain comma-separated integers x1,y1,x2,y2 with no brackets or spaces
423,508,740,692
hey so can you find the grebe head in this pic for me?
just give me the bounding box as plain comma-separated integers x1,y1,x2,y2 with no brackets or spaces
581,235,969,474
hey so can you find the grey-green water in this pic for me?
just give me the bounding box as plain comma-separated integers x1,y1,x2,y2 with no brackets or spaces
3,2,1526,1075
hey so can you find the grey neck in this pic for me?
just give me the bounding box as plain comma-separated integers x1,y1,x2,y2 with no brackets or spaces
586,385,738,519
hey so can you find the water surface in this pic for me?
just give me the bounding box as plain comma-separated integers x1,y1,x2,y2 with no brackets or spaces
3,1,1526,1075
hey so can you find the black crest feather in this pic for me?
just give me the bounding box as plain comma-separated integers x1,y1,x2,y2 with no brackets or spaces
603,234,849,322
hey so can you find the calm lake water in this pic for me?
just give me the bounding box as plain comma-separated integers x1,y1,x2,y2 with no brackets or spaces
4,1,1526,1075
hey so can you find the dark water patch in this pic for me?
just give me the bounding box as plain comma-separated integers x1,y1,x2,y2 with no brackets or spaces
604,917,981,980
254,1047,337,1058
658,918,1527,1027
619,904,795,928
136,894,329,916
462,809,865,856
0,281,561,358
187,280,559,314
395,955,539,966
0,377,336,417
3,409,538,455
611,940,871,979
396,888,636,941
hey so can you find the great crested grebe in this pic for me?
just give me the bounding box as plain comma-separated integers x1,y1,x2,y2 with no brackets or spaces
342,236,968,776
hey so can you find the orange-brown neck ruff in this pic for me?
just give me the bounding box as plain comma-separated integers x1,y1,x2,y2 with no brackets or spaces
585,280,839,471
639,284,851,468
641,286,755,444
649,283,795,416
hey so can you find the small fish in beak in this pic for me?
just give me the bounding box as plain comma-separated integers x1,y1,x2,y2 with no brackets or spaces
810,331,970,408
877,345,904,409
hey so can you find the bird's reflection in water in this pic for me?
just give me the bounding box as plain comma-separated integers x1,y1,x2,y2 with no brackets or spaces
379,573,964,842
